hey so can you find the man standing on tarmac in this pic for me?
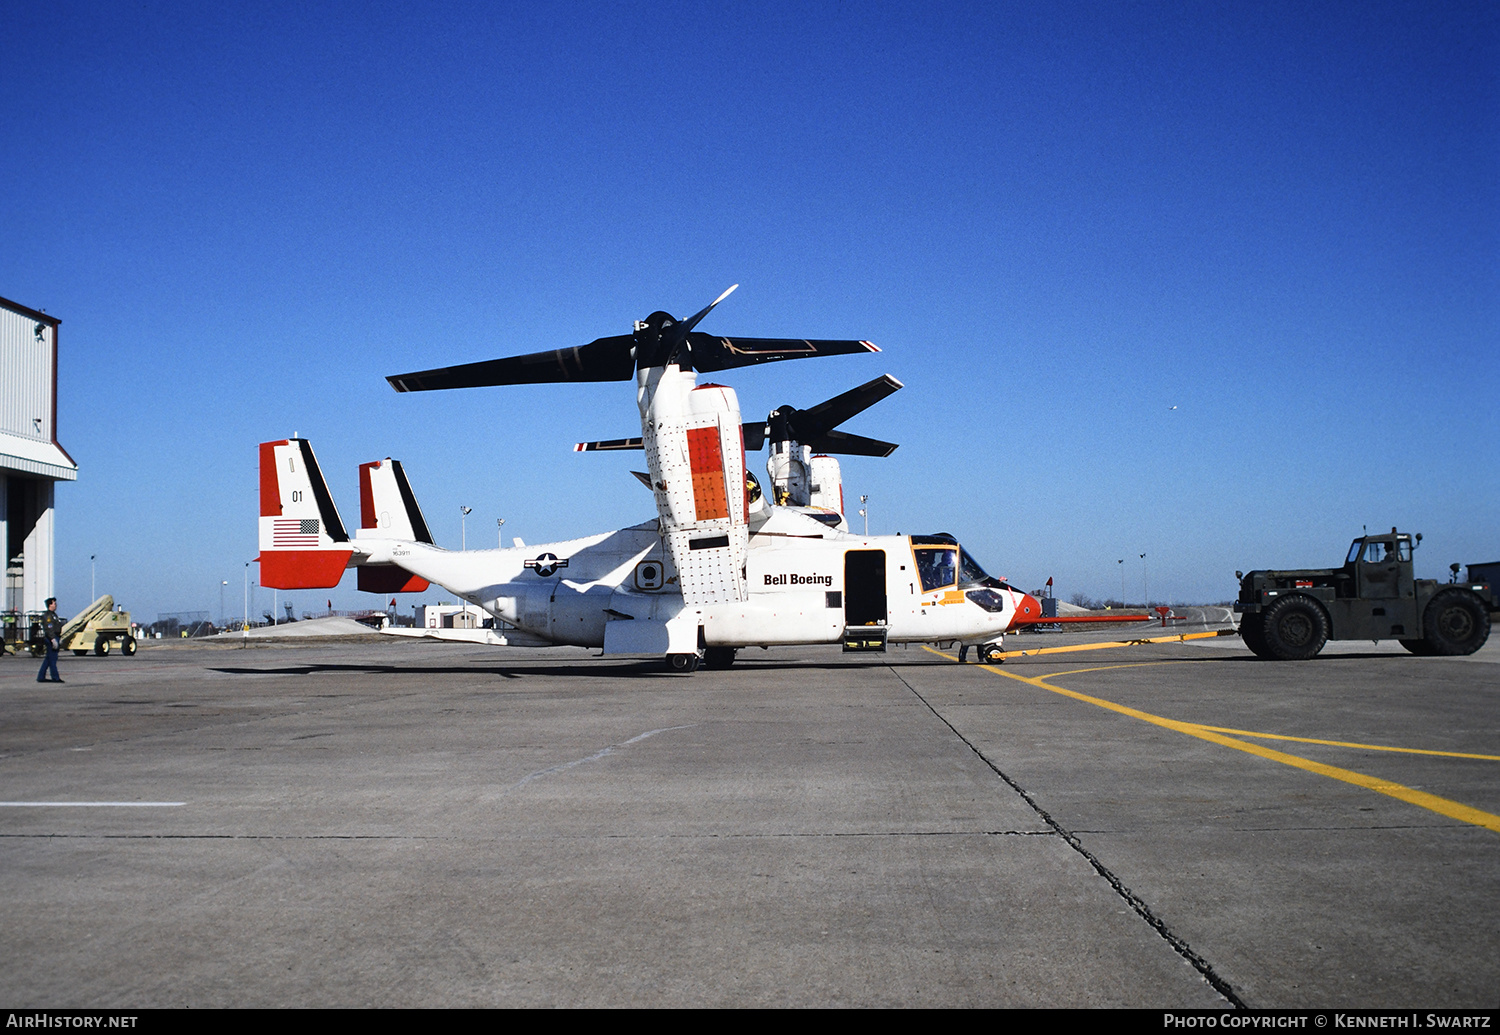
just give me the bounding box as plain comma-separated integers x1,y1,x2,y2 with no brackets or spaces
36,597,63,683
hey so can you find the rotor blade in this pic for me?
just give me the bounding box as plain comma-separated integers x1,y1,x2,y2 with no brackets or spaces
685,334,878,373
797,374,904,439
741,421,768,451
573,437,644,452
680,284,738,334
387,335,635,392
803,429,899,457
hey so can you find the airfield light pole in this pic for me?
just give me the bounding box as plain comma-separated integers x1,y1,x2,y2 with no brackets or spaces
243,564,249,638
461,506,472,550
90,555,96,601
497,517,505,548
1118,559,1125,606
860,495,869,536
220,580,228,628
1140,553,1148,607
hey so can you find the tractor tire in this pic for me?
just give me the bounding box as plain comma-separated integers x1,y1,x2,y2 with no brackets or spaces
121,636,137,656
1420,590,1490,656
702,647,736,670
95,638,111,656
73,649,88,657
1239,613,1271,658
1260,596,1328,661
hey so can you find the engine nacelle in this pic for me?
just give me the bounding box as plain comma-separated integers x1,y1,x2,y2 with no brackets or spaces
642,370,750,606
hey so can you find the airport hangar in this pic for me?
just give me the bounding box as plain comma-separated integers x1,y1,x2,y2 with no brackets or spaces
1,294,76,614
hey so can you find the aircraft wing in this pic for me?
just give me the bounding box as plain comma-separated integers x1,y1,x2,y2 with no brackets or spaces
685,334,878,372
388,335,636,392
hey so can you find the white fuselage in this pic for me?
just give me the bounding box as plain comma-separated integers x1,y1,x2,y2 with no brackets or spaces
352,506,1023,651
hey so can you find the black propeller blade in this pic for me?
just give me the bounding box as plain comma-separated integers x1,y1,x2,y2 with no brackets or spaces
805,429,899,458
751,374,904,456
687,334,879,373
388,335,636,392
386,286,878,393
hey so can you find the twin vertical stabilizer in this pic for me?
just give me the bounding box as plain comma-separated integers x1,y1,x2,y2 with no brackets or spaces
257,441,434,593
258,439,353,589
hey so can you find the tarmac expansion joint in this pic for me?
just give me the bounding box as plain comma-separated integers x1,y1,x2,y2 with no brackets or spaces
885,661,1248,1010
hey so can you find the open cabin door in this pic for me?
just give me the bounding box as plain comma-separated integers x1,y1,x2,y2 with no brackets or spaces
844,550,887,626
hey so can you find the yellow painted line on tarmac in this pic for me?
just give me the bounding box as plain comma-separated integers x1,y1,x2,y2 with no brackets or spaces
923,646,1500,834
1186,725,1500,762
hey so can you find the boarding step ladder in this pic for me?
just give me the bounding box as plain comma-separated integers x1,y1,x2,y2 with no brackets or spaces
842,625,888,653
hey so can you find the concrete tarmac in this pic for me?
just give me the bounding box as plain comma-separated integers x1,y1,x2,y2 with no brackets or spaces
1,630,1496,1008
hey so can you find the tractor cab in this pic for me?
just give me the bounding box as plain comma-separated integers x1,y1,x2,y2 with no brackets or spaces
1341,529,1419,600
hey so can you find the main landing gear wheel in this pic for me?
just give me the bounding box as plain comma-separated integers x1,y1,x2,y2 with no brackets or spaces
702,647,736,670
666,653,699,673
1260,596,1328,660
1420,590,1490,656
979,644,1006,665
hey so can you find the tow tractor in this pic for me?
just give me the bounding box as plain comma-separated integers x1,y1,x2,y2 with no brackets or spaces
1234,529,1493,660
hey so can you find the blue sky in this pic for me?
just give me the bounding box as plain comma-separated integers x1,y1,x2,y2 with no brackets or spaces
3,0,1496,621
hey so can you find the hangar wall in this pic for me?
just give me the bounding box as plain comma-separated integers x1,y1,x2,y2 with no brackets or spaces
0,295,76,613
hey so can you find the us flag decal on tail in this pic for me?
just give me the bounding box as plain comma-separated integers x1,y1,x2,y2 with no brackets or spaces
272,519,321,547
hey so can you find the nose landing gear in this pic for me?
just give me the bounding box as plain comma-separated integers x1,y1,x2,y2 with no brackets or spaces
959,640,1006,664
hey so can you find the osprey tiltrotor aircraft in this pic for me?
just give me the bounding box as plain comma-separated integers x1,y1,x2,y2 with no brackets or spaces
258,286,1107,671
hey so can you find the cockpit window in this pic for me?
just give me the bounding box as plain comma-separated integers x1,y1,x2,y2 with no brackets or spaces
1346,541,1364,564
914,547,957,592
911,533,959,547
958,548,992,587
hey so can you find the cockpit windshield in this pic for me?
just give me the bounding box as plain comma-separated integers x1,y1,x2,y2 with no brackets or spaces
911,536,1010,594
958,548,991,587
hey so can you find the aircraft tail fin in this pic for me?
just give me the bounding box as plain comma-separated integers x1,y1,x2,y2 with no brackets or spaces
257,439,354,589
355,458,432,593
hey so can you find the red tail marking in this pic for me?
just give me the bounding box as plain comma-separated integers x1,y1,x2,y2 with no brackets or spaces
259,549,352,589
259,441,286,517
359,461,379,528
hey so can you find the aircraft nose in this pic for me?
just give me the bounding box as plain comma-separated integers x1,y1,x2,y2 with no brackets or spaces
1011,592,1043,627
